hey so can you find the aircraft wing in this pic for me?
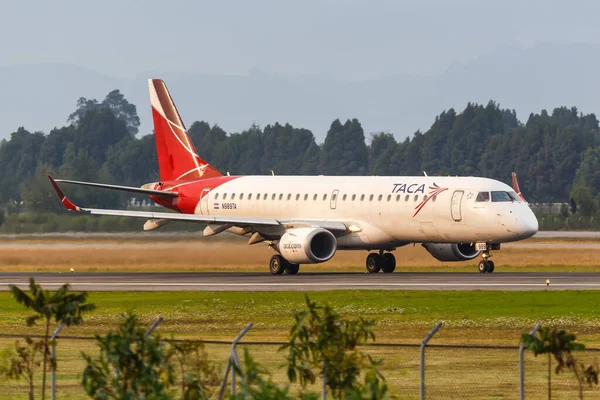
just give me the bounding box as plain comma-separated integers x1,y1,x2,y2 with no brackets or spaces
49,177,348,232
53,178,178,198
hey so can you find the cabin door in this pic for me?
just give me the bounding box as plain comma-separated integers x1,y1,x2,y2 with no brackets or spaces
451,190,464,222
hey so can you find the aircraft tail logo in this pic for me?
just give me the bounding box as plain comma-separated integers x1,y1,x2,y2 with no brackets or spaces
149,79,223,182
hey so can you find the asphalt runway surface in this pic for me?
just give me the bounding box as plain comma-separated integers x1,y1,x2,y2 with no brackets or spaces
1,272,600,291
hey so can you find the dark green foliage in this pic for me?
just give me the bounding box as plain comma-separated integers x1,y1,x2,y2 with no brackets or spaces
319,119,369,175
81,312,174,400
8,277,95,400
280,296,388,399
3,87,600,221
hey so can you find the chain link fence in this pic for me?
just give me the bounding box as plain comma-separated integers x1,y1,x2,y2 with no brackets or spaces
0,333,599,399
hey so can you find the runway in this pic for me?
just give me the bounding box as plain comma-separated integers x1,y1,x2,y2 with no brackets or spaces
1,272,600,291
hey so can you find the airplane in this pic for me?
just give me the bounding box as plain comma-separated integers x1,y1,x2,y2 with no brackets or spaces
49,79,539,275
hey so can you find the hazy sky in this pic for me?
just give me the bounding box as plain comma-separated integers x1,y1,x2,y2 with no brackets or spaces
3,0,600,80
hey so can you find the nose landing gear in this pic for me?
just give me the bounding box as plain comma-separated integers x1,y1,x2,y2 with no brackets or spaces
477,245,495,273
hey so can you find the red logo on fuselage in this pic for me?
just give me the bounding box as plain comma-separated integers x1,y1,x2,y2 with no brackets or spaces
412,183,448,217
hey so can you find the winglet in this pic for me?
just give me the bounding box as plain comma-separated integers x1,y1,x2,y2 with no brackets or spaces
511,172,526,202
48,176,81,211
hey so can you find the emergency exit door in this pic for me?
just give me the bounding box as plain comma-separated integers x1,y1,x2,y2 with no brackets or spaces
200,188,211,215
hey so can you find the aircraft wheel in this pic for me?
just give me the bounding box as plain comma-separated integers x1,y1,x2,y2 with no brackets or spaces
487,260,495,273
382,253,396,273
478,260,488,274
269,255,286,275
366,253,383,273
284,263,300,275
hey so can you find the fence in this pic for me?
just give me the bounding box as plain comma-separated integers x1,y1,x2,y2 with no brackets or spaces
0,324,599,399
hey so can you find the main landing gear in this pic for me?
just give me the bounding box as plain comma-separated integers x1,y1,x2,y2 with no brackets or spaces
269,254,300,275
477,245,495,273
365,251,396,273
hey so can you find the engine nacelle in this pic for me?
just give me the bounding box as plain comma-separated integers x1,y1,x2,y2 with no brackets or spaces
422,243,481,262
277,227,337,264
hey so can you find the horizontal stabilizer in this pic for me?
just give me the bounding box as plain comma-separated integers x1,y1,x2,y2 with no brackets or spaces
52,178,178,198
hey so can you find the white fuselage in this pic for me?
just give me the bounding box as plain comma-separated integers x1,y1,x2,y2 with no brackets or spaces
194,175,538,249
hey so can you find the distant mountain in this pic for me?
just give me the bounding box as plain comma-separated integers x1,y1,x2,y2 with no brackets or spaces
2,43,600,141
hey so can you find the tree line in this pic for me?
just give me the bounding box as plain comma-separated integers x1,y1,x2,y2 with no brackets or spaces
1,89,600,221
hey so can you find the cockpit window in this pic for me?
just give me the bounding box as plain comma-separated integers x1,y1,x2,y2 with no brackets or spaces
476,192,490,202
491,191,513,202
508,191,521,202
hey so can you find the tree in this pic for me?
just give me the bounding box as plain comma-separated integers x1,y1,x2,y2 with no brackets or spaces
81,312,174,399
574,147,600,195
101,90,141,135
230,349,297,400
319,119,369,176
570,184,597,217
167,339,220,399
8,278,96,400
68,90,140,136
281,296,387,399
0,337,45,400
521,327,599,399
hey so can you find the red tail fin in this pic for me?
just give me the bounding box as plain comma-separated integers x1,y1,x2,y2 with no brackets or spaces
511,172,526,202
149,79,222,181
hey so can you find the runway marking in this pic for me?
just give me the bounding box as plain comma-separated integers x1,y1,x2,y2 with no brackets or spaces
2,282,600,287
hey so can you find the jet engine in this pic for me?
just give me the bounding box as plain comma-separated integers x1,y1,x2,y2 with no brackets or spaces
422,243,481,262
277,227,337,264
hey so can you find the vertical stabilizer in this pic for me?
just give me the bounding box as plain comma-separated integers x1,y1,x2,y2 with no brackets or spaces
149,79,222,181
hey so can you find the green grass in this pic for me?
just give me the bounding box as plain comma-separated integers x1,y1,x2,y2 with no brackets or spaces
1,290,600,344
1,290,600,399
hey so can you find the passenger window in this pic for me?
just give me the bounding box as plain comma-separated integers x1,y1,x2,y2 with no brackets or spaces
352,194,356,201
287,194,291,200
405,195,409,201
476,192,490,202
323,194,327,201
387,195,391,201
223,193,228,200
432,196,437,202
369,195,374,201
396,194,400,201
279,194,283,200
240,193,244,200
491,191,512,202
271,194,276,200
313,194,318,200
304,194,308,200
296,194,300,200
342,194,347,201
361,195,365,201
256,194,260,200
215,193,219,200
248,193,252,200
231,193,236,200
332,194,337,201
414,195,418,201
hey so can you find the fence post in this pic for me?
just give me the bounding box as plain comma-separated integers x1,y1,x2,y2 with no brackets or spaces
322,359,327,400
50,323,65,400
145,315,164,336
420,322,442,400
218,322,253,400
520,323,541,400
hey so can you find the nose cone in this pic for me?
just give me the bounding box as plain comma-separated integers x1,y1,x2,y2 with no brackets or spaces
514,208,538,240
